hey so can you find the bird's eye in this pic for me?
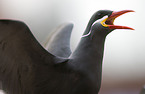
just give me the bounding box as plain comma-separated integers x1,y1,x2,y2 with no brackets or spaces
97,13,101,16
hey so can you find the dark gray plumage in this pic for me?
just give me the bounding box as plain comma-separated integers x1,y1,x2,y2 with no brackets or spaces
42,23,73,58
0,10,134,94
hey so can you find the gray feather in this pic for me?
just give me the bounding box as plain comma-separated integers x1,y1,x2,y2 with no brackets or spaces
42,23,73,58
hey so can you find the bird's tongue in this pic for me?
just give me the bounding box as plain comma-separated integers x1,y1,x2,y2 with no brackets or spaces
106,10,134,30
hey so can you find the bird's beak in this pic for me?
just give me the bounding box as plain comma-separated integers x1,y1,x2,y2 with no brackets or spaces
101,10,135,30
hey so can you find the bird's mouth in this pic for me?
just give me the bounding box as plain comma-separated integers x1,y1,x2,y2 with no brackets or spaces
101,10,134,30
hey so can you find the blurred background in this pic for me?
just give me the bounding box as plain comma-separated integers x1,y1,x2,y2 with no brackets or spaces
0,0,145,94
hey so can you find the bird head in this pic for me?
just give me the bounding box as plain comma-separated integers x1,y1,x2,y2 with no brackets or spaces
83,10,134,37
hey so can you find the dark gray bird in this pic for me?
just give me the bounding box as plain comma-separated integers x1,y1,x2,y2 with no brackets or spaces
0,10,134,94
42,23,73,58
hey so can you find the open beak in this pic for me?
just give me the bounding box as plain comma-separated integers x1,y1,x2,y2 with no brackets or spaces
103,10,135,30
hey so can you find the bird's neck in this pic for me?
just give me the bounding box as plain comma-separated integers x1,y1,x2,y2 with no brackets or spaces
70,33,107,73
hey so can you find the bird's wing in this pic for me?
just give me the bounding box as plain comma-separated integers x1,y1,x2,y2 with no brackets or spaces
0,20,67,94
42,23,73,58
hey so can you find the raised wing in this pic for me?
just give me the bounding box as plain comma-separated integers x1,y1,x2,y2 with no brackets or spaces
0,20,67,94
42,23,73,58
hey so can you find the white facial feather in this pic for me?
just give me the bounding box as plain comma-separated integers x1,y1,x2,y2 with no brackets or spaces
82,15,108,38
92,15,108,26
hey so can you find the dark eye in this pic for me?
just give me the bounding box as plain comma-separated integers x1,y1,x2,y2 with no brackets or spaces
97,13,101,16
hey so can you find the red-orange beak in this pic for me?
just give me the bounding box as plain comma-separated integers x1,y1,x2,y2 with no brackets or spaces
105,10,135,30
